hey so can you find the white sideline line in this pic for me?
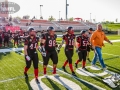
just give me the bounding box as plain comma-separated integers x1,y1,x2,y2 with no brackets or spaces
0,76,25,83
39,61,106,90
102,53,120,57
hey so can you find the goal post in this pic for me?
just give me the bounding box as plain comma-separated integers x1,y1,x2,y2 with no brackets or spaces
118,30,120,35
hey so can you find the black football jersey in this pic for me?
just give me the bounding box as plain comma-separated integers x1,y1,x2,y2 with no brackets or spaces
4,32,9,40
41,33,57,52
0,34,2,43
24,36,39,54
24,32,29,36
63,34,75,49
14,33,19,40
76,35,88,50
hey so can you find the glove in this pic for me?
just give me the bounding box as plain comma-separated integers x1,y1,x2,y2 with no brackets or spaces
25,55,31,61
76,48,80,53
38,46,42,53
41,51,46,57
56,44,62,53
57,48,60,53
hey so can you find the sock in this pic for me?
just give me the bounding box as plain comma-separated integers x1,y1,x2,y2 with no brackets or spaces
34,69,38,79
24,67,29,73
44,67,46,75
75,60,80,64
63,60,68,67
82,61,86,68
69,64,73,72
53,66,56,74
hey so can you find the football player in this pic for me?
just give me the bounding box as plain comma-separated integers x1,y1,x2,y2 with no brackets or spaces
13,31,19,47
75,30,89,70
0,31,2,47
3,31,10,47
40,26,58,76
24,27,40,83
57,26,76,76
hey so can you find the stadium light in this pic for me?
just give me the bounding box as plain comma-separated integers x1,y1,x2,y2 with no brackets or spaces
59,11,61,22
90,13,91,22
40,5,43,19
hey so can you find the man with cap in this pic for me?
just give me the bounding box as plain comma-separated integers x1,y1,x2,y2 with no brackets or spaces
24,27,40,83
0,31,2,47
86,28,94,62
58,26,76,76
3,31,10,47
13,31,19,47
75,30,89,70
40,26,58,76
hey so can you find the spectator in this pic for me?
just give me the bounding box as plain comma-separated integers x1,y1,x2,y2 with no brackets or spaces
90,24,113,70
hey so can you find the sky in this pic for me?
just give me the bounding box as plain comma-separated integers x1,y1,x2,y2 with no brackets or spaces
1,0,120,22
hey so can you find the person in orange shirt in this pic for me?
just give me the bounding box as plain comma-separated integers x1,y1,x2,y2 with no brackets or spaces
90,24,113,70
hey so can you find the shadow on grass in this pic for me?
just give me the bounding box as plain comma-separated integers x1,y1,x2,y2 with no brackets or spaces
60,68,107,90
106,64,120,74
46,78,62,90
104,56,120,61
25,78,33,90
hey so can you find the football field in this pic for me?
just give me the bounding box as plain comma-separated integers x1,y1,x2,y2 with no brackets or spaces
0,35,120,90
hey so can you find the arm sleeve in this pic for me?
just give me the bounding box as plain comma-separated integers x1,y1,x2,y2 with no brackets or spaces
41,34,46,39
62,35,66,40
104,34,109,41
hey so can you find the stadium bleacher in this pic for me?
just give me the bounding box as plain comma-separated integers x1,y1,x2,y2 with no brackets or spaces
12,19,96,31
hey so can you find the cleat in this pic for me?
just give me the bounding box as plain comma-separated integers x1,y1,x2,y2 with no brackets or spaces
53,74,59,77
82,67,88,71
24,72,28,78
62,66,67,72
35,78,40,84
72,71,76,76
87,58,91,62
75,63,78,68
91,64,97,68
44,74,48,77
103,67,107,71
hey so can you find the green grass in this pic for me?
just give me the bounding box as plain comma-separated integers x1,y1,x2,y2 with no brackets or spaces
106,35,120,40
102,23,120,31
0,35,120,90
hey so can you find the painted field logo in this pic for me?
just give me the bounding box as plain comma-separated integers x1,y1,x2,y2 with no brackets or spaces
0,1,20,14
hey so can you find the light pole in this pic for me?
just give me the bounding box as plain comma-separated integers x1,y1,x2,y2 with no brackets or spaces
59,11,61,22
66,0,69,20
90,13,91,22
40,5,43,19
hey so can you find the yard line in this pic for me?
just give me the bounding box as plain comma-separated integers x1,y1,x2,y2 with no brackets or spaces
0,71,50,83
107,44,120,47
